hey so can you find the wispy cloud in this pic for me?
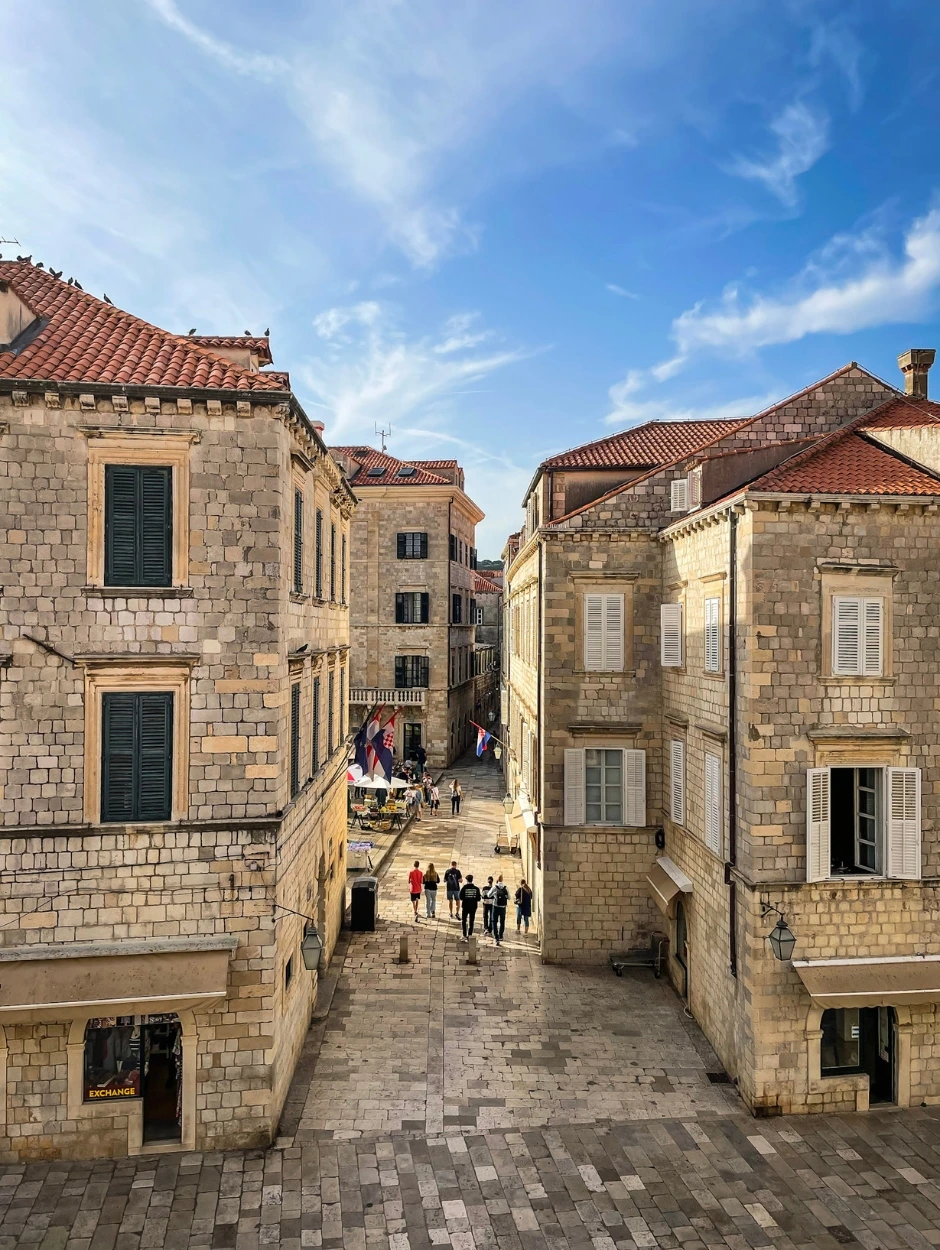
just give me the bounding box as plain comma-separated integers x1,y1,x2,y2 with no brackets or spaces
606,389,780,427
809,20,864,111
143,0,285,77
606,283,640,299
727,100,829,207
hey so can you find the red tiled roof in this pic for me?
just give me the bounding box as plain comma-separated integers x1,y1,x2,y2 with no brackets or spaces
0,261,285,392
473,572,501,594
754,431,940,496
860,397,940,428
411,458,459,469
188,333,273,364
329,445,450,486
540,418,749,471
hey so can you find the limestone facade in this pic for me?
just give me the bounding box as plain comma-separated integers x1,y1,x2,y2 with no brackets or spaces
503,357,940,1114
0,277,353,1159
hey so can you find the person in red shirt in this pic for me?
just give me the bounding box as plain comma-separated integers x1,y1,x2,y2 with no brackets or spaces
408,861,424,920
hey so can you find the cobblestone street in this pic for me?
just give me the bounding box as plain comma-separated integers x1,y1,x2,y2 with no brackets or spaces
3,757,940,1248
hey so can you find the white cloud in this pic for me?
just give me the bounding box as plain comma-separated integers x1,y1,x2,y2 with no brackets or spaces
809,21,864,111
313,302,382,341
727,101,829,207
143,0,285,77
606,283,640,299
606,390,780,427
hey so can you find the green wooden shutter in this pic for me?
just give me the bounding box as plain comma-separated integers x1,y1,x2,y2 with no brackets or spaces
330,523,336,601
104,465,139,586
395,656,405,688
397,533,406,558
328,671,335,753
395,593,405,623
420,593,429,623
290,682,301,797
315,509,323,597
293,489,304,593
105,465,171,587
101,692,136,821
137,692,173,820
341,534,347,603
139,467,172,586
311,676,321,773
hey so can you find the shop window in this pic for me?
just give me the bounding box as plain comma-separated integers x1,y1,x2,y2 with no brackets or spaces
821,1007,896,1103
83,1013,183,1141
84,1018,141,1100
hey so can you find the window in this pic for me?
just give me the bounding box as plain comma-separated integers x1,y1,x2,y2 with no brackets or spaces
669,739,686,826
292,488,304,594
290,682,301,798
101,691,173,823
564,748,646,826
704,597,721,673
104,465,172,587
449,534,457,561
84,1018,141,1099
452,593,462,623
330,522,337,602
688,469,702,509
396,592,430,624
311,675,321,773
583,594,624,672
806,766,921,881
339,666,345,739
341,533,347,604
395,655,430,688
661,603,683,667
398,532,428,560
704,752,722,854
285,956,294,991
670,478,689,511
821,1008,861,1075
474,605,485,626
832,597,883,676
328,669,335,755
404,723,422,758
470,548,477,570
315,508,323,598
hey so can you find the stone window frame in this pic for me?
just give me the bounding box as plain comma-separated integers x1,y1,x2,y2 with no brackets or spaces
80,658,193,825
804,1001,912,1112
570,571,636,676
83,429,196,590
819,564,897,681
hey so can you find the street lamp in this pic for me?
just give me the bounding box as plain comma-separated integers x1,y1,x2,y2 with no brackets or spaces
760,898,796,962
493,744,502,760
503,795,514,814
301,925,324,971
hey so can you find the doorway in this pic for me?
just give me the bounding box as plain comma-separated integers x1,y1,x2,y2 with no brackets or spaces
820,1005,896,1104
674,900,689,1000
142,1016,182,1143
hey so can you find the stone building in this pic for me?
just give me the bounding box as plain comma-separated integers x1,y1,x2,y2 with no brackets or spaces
329,446,484,767
503,350,940,1114
0,261,353,1159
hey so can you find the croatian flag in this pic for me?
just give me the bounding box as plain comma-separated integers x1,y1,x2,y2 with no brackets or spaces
364,705,384,776
373,713,397,780
476,727,491,757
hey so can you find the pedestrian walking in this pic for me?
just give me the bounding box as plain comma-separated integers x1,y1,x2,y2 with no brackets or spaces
515,880,533,933
429,783,440,812
450,779,462,815
408,861,423,921
481,876,495,934
416,744,427,772
459,875,482,940
423,863,439,917
444,861,463,919
491,876,509,945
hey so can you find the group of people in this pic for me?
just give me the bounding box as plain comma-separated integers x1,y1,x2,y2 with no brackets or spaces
407,859,533,946
401,777,464,822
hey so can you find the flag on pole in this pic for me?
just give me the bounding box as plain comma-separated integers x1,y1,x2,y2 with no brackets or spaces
476,727,491,757
373,712,397,779
364,705,384,775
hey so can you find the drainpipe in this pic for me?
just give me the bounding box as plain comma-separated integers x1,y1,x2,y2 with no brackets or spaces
726,509,738,978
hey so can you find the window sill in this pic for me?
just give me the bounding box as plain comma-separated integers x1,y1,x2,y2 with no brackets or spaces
290,591,310,603
84,586,193,599
822,675,895,685
575,668,636,677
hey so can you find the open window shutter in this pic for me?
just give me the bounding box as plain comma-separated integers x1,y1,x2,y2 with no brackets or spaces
704,597,720,672
604,594,624,671
564,749,585,825
140,467,172,586
101,692,136,821
421,593,430,623
806,767,831,882
311,676,320,771
832,597,861,674
104,465,140,586
136,692,173,821
670,740,686,825
704,753,721,854
887,767,921,880
290,682,301,796
420,533,428,558
395,593,405,623
584,594,604,670
622,749,646,826
863,598,884,676
661,603,683,667
342,535,347,602
670,478,688,511
293,489,303,592
315,509,323,597
688,469,701,508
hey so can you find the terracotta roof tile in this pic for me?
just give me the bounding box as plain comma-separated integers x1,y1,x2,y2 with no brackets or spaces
411,458,459,469
329,445,450,486
473,572,501,594
188,333,273,364
540,418,749,471
754,432,940,495
860,397,940,428
0,261,285,392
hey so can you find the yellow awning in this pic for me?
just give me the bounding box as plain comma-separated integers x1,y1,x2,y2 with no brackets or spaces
647,856,693,915
793,955,940,1008
506,812,525,837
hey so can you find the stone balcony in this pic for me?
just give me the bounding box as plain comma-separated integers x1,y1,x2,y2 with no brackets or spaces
349,687,426,706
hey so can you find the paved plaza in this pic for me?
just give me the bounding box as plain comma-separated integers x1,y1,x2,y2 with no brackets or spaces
2,756,940,1248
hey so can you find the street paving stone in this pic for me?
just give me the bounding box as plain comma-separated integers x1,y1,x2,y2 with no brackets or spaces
2,755,940,1248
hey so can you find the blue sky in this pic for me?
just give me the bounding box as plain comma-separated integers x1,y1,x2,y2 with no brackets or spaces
3,1,940,554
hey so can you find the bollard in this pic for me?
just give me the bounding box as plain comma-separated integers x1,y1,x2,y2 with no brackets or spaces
399,934,409,964
467,936,477,965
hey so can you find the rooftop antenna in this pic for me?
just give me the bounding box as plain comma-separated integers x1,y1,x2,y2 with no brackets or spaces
0,237,20,246
374,422,392,452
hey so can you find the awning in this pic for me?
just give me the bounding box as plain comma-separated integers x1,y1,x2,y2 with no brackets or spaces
506,812,526,838
793,954,940,1008
0,935,240,1023
647,856,693,915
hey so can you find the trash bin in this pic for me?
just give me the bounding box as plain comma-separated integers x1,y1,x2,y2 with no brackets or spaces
350,875,378,931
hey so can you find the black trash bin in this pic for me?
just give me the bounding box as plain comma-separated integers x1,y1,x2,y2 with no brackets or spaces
350,875,378,931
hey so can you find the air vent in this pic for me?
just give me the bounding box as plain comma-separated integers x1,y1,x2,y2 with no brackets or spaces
397,465,417,478
366,465,387,477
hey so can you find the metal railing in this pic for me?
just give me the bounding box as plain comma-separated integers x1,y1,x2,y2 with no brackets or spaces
349,687,426,705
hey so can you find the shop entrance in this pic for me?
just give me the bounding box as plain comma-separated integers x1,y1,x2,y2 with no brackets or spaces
820,1005,896,1104
142,1016,182,1143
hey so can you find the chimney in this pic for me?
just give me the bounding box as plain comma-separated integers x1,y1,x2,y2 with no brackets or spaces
311,419,325,437
897,348,936,399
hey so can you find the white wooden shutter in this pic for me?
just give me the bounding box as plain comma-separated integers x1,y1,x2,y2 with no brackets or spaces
887,767,921,880
670,739,686,826
832,597,861,674
623,749,646,827
862,598,884,676
603,594,624,671
661,603,683,667
670,478,688,511
704,597,720,673
584,594,604,670
688,469,701,508
806,767,831,882
704,752,722,855
564,749,585,825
